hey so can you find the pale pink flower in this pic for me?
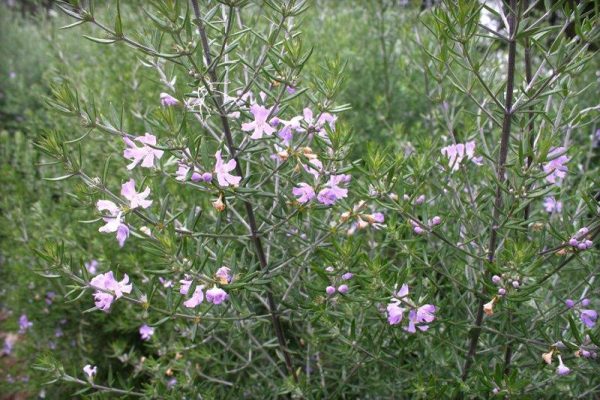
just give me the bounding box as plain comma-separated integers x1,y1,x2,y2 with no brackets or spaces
214,150,241,187
160,92,179,107
543,196,562,213
183,286,204,308
96,200,129,247
121,179,152,209
441,140,482,171
179,278,192,295
83,364,97,379
242,104,276,139
123,133,164,170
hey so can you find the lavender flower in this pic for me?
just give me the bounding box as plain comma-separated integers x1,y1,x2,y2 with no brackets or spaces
123,133,164,170
543,147,569,184
580,309,597,328
160,92,179,107
214,150,241,187
325,286,336,296
18,314,32,334
85,259,99,275
206,287,229,305
242,104,276,139
139,324,154,341
89,271,133,312
543,196,562,213
293,183,316,204
183,286,204,308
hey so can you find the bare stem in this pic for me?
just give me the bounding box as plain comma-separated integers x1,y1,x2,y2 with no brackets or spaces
461,0,519,383
189,0,298,383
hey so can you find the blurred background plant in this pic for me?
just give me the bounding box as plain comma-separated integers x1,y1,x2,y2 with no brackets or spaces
0,0,598,398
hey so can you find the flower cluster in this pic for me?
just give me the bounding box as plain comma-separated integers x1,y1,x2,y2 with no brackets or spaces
97,179,153,247
179,270,229,309
567,227,593,251
89,271,133,311
409,216,441,235
325,267,353,296
543,147,569,185
543,196,562,213
440,140,482,172
293,174,351,206
565,298,597,328
386,284,437,333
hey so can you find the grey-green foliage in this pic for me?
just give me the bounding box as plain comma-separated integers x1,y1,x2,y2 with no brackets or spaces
0,0,599,399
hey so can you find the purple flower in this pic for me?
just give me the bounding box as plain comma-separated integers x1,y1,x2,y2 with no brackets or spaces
543,147,569,184
90,271,133,312
286,86,296,94
176,162,203,182
215,266,232,285
167,377,177,389
85,259,99,275
386,300,405,325
317,174,350,205
337,284,349,294
293,183,316,204
160,92,179,107
556,356,570,376
492,275,502,285
429,216,441,226
96,200,129,247
18,314,33,334
371,212,385,224
405,304,436,333
139,324,154,341
242,104,276,139
206,287,229,305
581,298,590,307
415,195,426,205
159,277,173,288
498,288,506,296
123,133,164,170
580,309,597,328
83,364,97,379
341,272,353,280
45,291,56,305
325,286,336,296
179,278,192,295
214,150,241,187
543,196,562,213
183,286,204,308
121,179,152,209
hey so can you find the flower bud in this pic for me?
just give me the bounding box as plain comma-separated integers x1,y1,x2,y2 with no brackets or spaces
581,298,590,307
483,297,497,316
201,172,213,182
140,226,152,236
542,350,554,365
565,299,575,308
498,288,506,296
337,284,349,294
492,275,501,285
357,219,369,230
340,211,351,222
415,194,426,205
556,356,570,376
388,193,398,201
341,272,353,280
403,194,410,201
430,216,441,226
413,226,425,235
512,281,520,289
325,286,336,296
277,150,289,161
212,195,225,212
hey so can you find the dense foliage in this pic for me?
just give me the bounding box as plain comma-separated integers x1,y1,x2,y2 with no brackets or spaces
1,0,599,398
